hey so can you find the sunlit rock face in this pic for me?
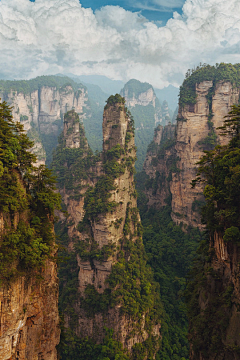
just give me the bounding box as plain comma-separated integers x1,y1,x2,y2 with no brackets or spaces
0,80,88,166
0,258,60,360
144,80,239,229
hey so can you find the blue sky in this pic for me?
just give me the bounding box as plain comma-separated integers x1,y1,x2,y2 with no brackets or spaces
80,0,184,25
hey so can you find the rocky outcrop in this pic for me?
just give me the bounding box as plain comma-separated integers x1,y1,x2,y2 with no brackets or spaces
171,80,239,228
54,99,161,357
0,77,88,165
0,259,59,360
143,75,240,228
120,79,170,126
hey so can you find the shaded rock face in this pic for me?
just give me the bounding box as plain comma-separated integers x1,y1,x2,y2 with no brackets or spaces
143,124,176,208
0,260,60,360
144,81,239,228
55,105,160,355
1,84,88,165
188,230,240,360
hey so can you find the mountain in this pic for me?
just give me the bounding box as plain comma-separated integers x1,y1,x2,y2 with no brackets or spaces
52,97,161,359
0,76,89,166
120,79,172,171
68,74,124,96
143,63,240,228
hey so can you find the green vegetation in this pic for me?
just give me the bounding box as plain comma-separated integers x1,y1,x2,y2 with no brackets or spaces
192,104,240,237
179,63,240,108
186,104,240,358
130,104,156,171
82,99,103,153
51,111,99,190
0,75,86,95
56,100,161,359
59,328,130,360
135,184,201,359
105,93,125,108
123,79,152,98
0,100,61,283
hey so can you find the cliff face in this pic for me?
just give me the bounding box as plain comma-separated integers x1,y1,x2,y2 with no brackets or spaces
0,77,88,165
171,80,238,228
144,76,240,228
0,101,60,360
143,124,176,208
54,100,161,358
0,258,59,360
187,230,240,360
120,79,171,126
185,101,240,359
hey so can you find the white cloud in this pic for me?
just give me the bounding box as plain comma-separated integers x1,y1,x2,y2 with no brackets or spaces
0,0,240,88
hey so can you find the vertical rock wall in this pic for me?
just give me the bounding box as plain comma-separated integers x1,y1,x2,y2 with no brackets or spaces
143,79,240,229
0,259,60,360
171,81,239,228
0,82,88,165
54,101,161,357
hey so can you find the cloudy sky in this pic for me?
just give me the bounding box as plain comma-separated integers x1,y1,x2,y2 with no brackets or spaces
0,0,240,88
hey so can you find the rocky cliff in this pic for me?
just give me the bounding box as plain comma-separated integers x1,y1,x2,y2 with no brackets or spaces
143,64,240,228
143,123,176,208
0,258,59,360
185,103,240,359
0,76,88,165
53,96,161,359
0,100,60,360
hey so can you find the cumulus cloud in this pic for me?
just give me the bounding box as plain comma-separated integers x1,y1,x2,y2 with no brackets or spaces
0,0,240,88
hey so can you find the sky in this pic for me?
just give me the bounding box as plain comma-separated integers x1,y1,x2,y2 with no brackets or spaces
0,0,240,89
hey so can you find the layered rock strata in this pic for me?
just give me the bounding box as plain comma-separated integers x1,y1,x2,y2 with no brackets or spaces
0,258,59,360
144,78,240,228
54,99,160,357
0,77,88,165
120,79,171,126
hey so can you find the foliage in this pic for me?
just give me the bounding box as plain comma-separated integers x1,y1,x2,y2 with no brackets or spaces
130,104,156,171
56,101,161,359
59,327,130,360
0,100,61,282
51,111,99,190
179,63,240,108
137,195,201,360
186,104,240,358
122,79,152,98
192,104,240,238
0,75,86,95
105,94,125,108
82,104,135,222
